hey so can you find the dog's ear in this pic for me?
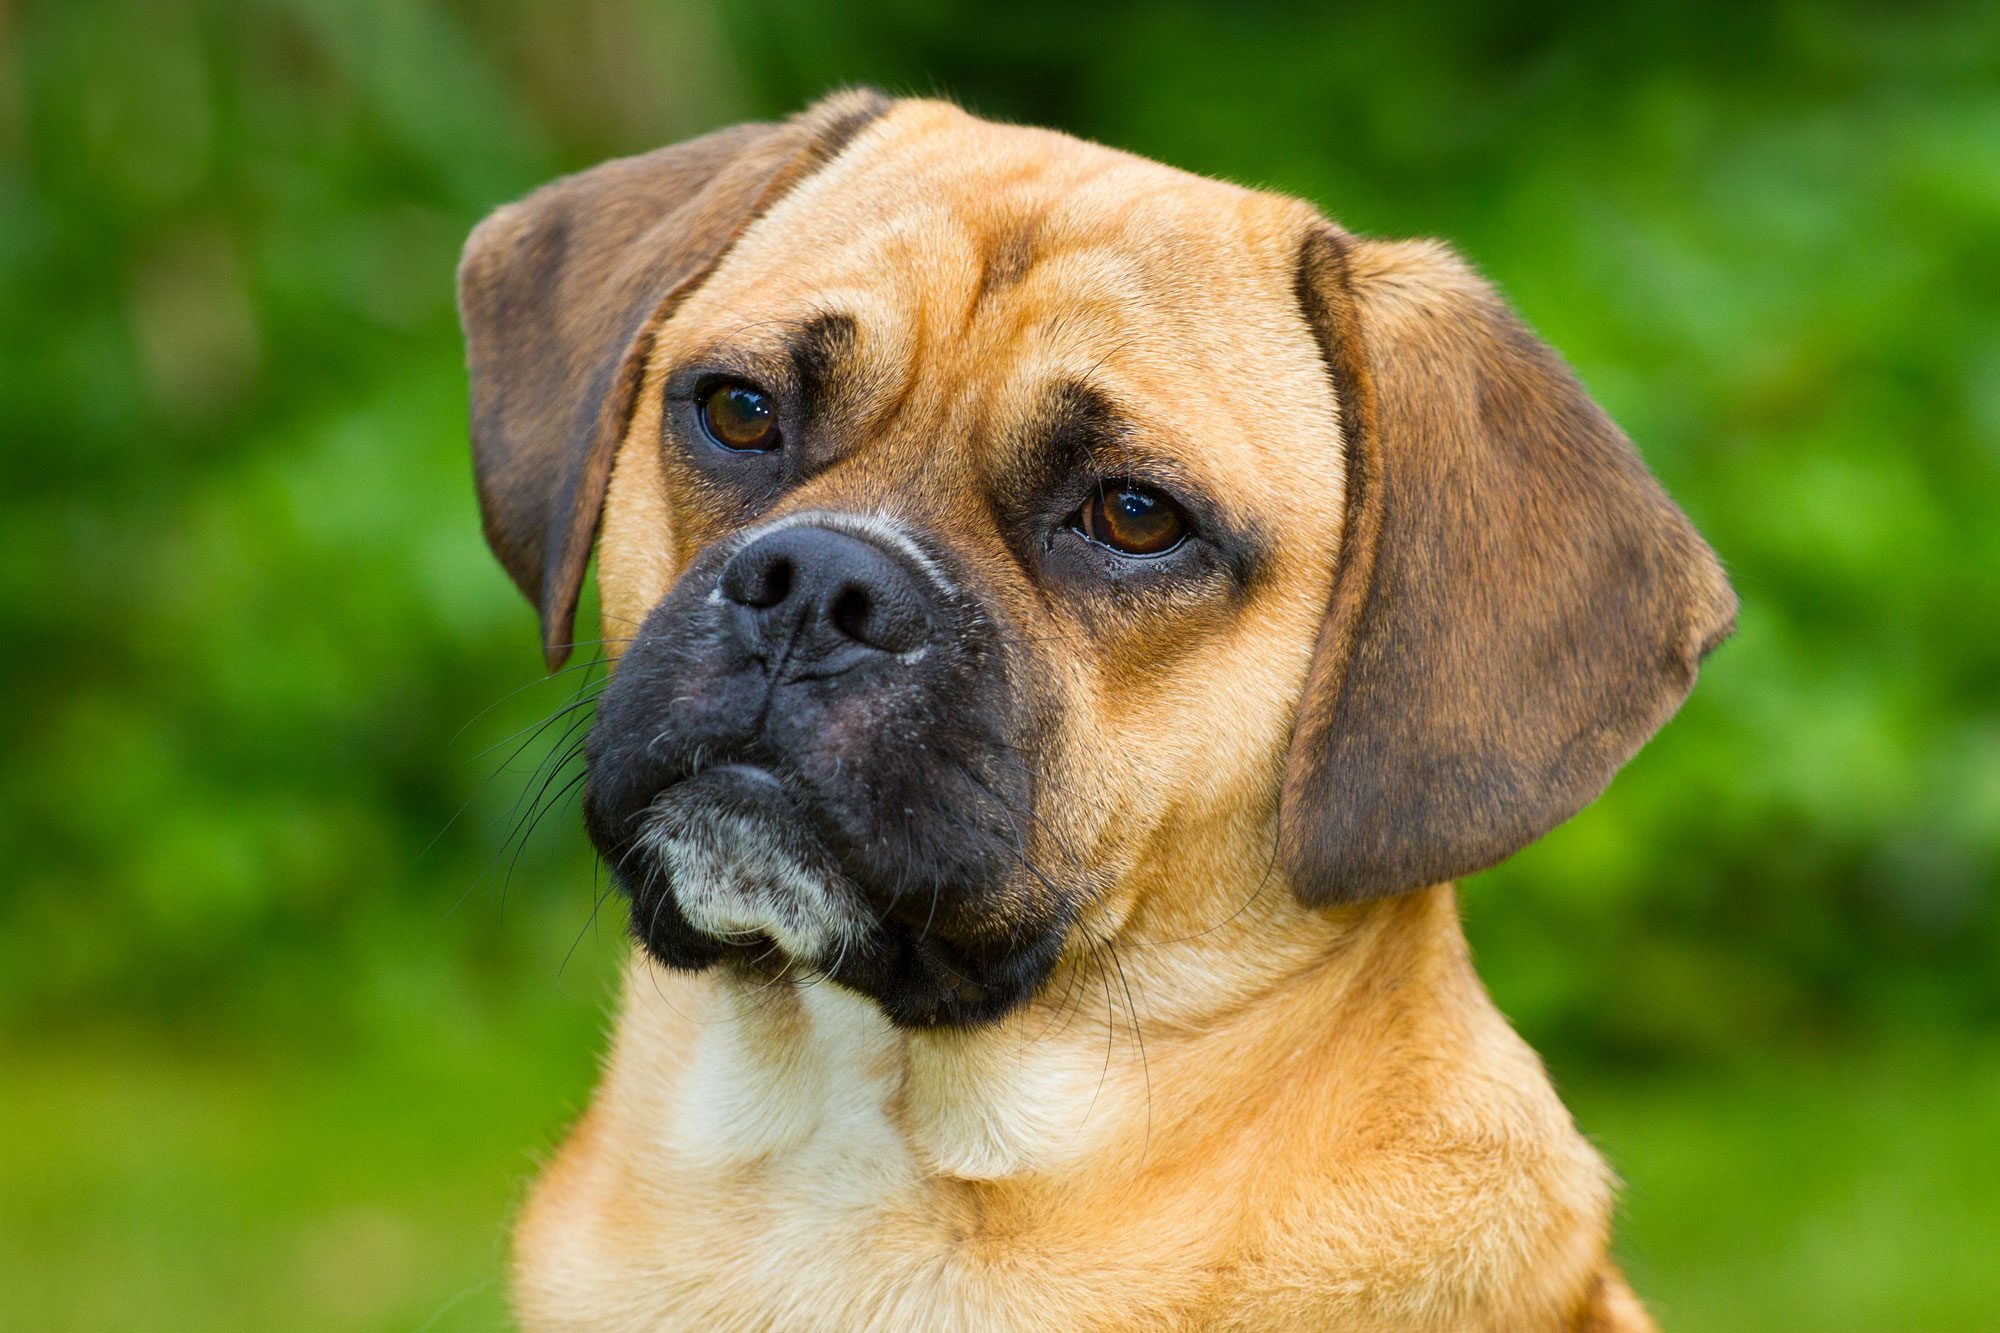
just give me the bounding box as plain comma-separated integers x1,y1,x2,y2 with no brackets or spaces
456,89,891,669
1280,227,1736,905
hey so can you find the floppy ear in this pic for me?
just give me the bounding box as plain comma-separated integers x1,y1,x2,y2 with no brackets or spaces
1280,227,1736,905
456,89,890,669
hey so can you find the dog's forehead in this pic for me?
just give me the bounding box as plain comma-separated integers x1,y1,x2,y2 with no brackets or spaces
724,99,1307,295
664,100,1340,498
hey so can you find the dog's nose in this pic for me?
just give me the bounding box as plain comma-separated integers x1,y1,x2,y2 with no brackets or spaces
718,525,933,666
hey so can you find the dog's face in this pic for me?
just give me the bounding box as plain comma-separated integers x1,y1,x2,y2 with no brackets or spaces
459,95,1735,1028
577,108,1350,1026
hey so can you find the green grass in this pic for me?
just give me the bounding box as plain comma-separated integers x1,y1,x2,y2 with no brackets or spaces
7,984,1996,1331
0,931,622,1333
1571,1045,2000,1330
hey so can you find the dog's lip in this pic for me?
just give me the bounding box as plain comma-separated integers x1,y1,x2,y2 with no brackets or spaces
697,762,786,793
658,761,799,820
657,760,819,828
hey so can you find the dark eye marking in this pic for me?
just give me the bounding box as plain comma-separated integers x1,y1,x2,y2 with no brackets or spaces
786,313,858,414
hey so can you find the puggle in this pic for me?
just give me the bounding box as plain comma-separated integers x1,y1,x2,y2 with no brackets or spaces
457,90,1731,1331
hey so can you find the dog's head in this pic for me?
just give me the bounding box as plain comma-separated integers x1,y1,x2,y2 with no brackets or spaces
458,93,1735,1028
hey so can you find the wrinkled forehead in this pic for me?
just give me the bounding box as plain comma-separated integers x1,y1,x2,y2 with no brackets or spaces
662,101,1341,496
690,101,1300,319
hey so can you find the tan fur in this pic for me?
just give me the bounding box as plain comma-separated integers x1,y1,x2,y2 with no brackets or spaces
487,100,1685,1330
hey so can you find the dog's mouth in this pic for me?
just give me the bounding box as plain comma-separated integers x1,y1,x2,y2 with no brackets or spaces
576,513,1071,1028
594,758,1067,1029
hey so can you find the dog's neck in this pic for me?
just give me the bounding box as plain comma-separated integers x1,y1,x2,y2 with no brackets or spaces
535,880,1623,1330
613,881,1477,1183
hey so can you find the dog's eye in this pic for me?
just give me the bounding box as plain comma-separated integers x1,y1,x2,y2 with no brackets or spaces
697,382,780,452
1074,482,1188,557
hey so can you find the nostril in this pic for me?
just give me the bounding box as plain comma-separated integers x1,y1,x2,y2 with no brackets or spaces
747,556,792,609
719,545,796,611
829,585,872,643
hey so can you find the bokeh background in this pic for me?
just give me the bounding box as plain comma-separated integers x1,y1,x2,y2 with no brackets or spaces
4,1,1997,1327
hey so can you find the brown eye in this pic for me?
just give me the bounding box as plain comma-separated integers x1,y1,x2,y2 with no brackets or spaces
1076,482,1188,556
697,382,780,452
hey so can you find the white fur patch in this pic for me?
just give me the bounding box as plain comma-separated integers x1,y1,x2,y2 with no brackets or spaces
905,1018,1130,1178
661,964,1121,1187
638,810,866,963
667,974,910,1190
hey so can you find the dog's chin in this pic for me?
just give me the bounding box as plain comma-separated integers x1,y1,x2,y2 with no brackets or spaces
631,765,870,967
612,766,1065,1029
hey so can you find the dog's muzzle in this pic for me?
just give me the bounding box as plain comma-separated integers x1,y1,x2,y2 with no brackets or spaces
581,513,1066,1028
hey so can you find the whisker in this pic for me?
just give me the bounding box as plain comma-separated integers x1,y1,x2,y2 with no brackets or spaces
1107,939,1153,1167
425,668,606,862
446,652,616,746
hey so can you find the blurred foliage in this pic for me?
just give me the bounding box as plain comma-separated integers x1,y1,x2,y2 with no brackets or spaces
2,0,1996,1328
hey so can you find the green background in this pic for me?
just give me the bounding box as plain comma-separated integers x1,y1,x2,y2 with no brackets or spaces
4,1,1997,1327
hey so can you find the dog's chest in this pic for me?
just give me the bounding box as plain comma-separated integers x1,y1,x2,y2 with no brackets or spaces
549,979,1157,1330
517,962,1621,1332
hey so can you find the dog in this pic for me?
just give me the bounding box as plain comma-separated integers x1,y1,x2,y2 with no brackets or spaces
457,89,1733,1331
